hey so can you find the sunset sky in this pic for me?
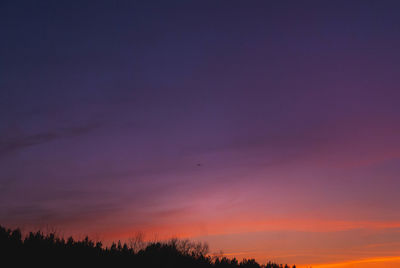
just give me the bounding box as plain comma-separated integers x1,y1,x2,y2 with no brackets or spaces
1,1,400,267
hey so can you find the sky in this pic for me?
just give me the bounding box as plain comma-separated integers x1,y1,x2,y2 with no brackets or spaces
1,1,400,267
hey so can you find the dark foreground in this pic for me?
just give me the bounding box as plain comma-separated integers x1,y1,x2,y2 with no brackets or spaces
0,225,295,268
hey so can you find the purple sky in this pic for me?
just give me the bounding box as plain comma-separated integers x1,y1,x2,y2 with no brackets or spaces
1,1,400,267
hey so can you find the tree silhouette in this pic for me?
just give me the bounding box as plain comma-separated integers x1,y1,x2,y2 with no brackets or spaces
0,225,296,268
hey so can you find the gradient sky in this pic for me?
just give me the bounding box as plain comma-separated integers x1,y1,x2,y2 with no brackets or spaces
1,1,400,267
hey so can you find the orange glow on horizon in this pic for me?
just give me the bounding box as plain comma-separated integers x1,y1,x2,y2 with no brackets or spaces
95,218,400,268
307,256,400,268
103,218,400,241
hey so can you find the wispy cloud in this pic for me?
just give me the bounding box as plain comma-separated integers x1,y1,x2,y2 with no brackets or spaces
0,200,120,228
0,121,102,156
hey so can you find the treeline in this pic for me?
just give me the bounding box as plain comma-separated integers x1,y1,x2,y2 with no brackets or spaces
0,225,295,268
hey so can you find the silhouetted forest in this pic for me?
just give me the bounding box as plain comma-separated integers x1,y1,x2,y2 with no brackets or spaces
0,225,295,268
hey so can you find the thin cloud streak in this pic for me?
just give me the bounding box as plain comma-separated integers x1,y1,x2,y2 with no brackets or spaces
0,121,103,156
